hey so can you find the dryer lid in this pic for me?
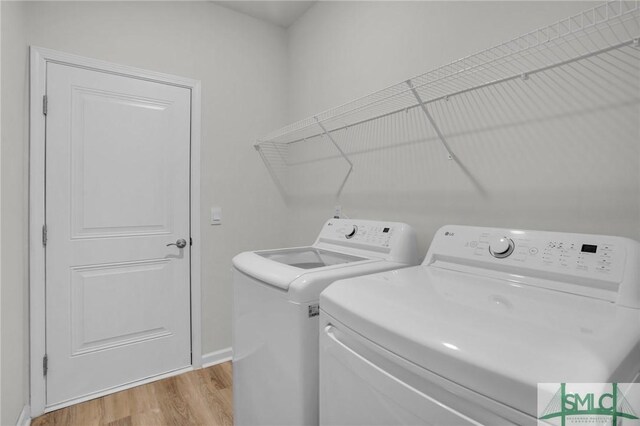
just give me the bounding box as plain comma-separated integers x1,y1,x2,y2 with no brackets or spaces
320,266,640,417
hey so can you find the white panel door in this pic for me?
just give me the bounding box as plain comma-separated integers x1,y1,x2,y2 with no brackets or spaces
45,63,192,406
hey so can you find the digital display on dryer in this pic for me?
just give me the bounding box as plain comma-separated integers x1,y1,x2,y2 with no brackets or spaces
581,244,597,253
383,228,390,233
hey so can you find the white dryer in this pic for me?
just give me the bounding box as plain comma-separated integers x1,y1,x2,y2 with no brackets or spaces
232,219,418,426
319,225,640,425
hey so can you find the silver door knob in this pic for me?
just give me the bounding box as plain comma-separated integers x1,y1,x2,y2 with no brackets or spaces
167,238,187,248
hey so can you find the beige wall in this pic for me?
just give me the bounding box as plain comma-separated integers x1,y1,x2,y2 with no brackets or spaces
1,2,289,423
285,1,640,253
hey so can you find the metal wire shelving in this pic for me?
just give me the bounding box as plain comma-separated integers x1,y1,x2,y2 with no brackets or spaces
256,1,640,198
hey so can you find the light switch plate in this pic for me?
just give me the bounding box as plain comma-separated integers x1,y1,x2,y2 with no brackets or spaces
211,207,222,225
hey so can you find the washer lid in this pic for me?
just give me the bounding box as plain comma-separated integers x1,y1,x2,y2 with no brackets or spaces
320,265,640,417
257,247,367,269
232,247,371,290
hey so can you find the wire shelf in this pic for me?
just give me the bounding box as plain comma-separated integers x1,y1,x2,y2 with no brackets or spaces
256,1,640,197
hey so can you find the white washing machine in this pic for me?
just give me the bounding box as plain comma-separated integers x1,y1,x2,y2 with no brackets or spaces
319,225,640,425
232,218,418,426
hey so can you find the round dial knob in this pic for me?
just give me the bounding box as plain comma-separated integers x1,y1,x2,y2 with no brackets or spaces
489,236,515,258
345,225,358,239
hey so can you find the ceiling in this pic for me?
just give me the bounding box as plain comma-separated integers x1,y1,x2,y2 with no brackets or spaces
213,1,317,28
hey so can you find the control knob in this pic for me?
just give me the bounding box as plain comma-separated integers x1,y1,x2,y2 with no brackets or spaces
345,225,358,239
489,236,515,258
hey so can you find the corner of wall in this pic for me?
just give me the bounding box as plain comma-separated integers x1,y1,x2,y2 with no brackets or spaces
16,405,30,426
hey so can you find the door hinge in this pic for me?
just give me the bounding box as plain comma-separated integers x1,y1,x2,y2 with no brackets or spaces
190,237,193,246
42,224,48,246
43,354,48,376
43,95,48,116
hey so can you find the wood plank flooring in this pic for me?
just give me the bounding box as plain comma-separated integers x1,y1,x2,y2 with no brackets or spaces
32,362,233,426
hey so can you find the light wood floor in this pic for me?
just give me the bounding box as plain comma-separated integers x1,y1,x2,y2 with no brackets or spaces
32,362,233,426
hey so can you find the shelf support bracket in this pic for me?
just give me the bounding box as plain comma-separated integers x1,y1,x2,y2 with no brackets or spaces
406,80,454,160
315,117,353,197
254,141,289,201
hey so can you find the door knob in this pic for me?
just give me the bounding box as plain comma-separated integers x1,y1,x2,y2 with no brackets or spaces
167,238,187,249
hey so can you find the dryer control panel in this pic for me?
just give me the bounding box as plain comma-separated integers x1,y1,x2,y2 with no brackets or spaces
315,219,419,265
469,231,620,276
425,225,640,308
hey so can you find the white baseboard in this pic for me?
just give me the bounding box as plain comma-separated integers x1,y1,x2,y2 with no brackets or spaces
202,347,232,368
16,405,30,426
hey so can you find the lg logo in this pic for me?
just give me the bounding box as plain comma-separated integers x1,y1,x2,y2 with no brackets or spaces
444,231,455,237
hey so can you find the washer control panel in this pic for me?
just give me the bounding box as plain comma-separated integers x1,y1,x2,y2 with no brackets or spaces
314,219,419,265
323,222,395,248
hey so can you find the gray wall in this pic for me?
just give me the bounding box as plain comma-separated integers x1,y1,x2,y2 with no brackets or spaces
1,2,29,424
0,2,289,424
284,1,640,254
2,1,638,424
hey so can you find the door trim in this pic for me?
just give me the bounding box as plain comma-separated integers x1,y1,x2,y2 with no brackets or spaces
29,46,202,416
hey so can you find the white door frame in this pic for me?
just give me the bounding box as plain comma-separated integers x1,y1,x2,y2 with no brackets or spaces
29,46,202,416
